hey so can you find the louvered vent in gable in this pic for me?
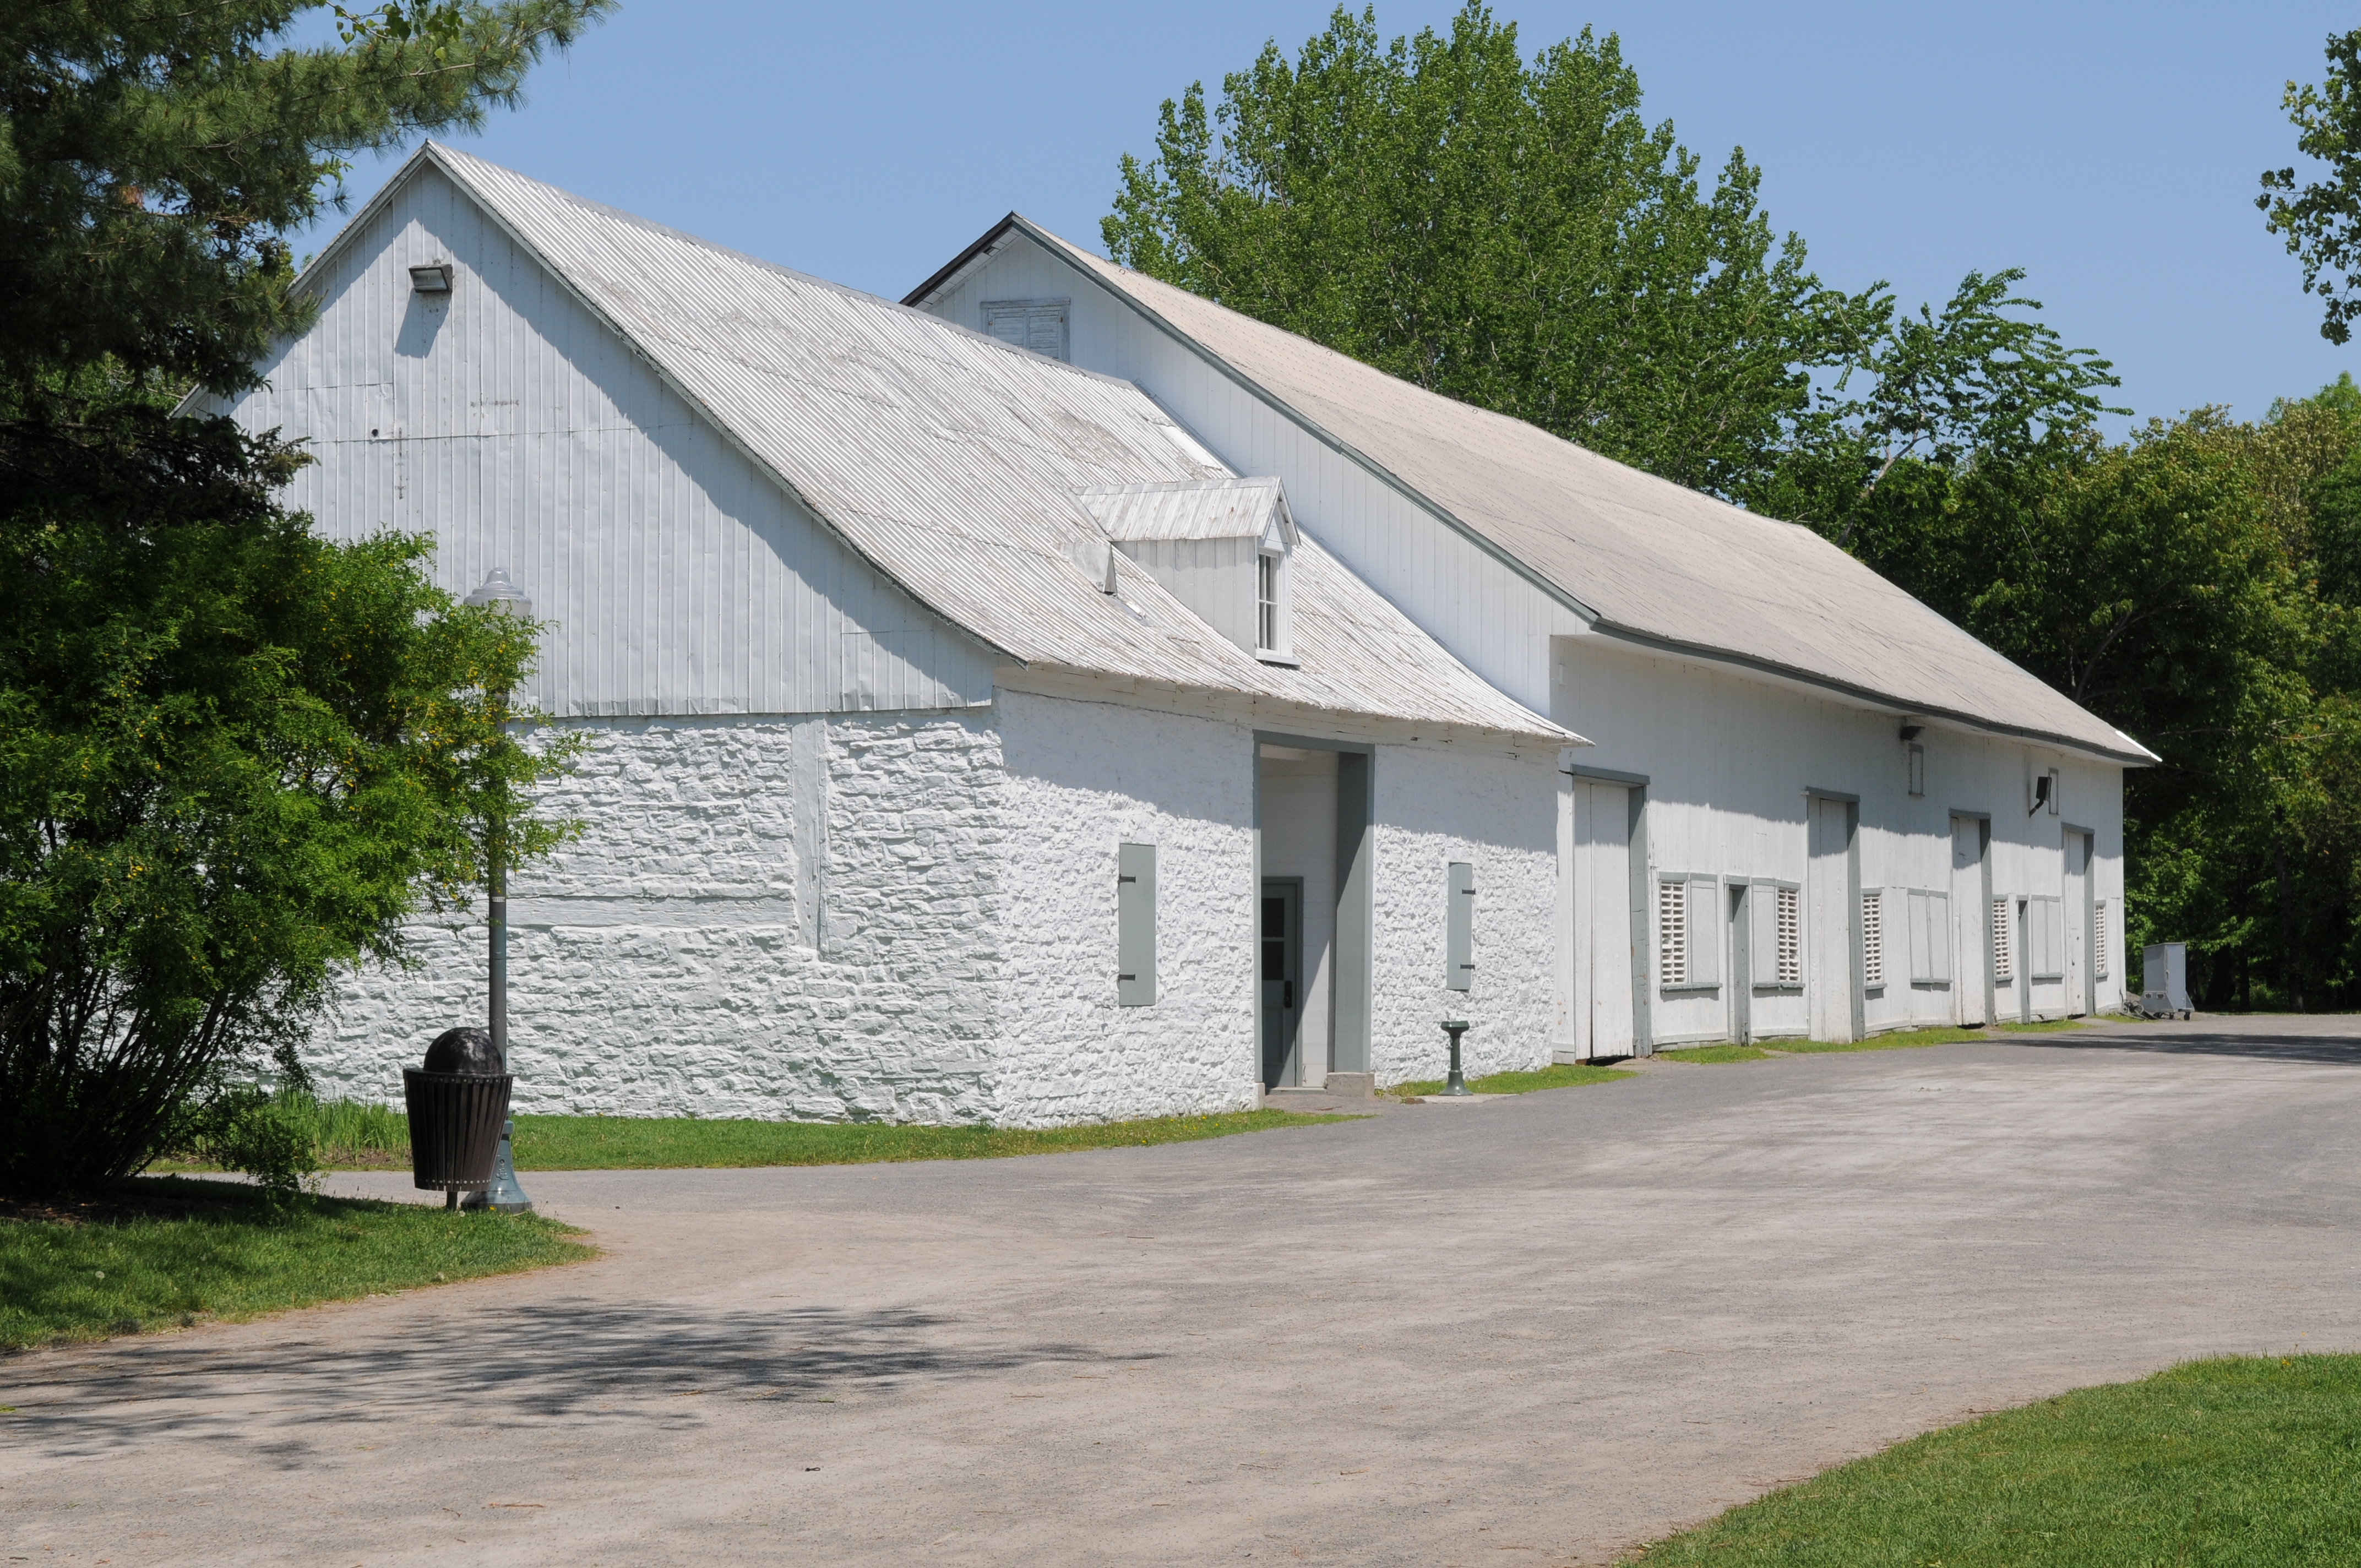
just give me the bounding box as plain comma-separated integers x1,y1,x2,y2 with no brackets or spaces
981,297,1070,361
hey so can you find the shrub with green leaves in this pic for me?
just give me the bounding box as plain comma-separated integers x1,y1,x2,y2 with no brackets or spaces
0,1,610,1194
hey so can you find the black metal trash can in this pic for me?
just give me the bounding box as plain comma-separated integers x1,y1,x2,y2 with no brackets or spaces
402,1067,513,1193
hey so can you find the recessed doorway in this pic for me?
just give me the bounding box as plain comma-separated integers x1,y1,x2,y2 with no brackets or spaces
1261,879,1304,1088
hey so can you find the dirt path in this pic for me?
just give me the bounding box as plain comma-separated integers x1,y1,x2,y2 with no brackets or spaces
8,1016,2359,1566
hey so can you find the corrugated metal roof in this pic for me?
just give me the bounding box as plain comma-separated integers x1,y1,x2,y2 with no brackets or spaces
940,219,2154,765
1081,477,1296,545
377,146,1570,743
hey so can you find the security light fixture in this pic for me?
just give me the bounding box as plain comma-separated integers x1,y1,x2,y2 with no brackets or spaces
2028,772,2053,816
409,262,454,293
1897,720,1924,742
463,565,532,618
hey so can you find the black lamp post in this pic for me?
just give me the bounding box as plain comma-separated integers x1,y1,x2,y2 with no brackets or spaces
462,567,534,1214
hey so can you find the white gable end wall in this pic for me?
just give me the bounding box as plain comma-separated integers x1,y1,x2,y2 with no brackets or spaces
222,162,994,718
916,233,1583,717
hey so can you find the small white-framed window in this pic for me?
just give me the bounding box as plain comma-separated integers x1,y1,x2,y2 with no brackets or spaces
1862,889,1886,990
1257,551,1281,654
2047,768,2062,816
1907,743,1925,797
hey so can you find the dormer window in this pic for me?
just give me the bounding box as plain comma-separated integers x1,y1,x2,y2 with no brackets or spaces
1078,476,1298,663
1258,551,1281,652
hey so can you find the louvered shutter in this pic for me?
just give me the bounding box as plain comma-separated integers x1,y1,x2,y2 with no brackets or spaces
1861,890,1885,989
1659,877,1688,987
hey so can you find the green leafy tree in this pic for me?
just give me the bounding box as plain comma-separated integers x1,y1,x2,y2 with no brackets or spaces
2261,29,2361,344
0,0,608,1194
1103,3,1880,497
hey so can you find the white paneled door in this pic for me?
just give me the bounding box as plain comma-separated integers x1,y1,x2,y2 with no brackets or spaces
1951,815,1988,1025
1572,782,1635,1058
1808,795,1858,1043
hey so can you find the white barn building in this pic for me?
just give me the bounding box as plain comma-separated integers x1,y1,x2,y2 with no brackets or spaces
215,145,2153,1123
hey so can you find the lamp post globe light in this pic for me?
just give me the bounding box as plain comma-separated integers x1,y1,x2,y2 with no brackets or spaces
461,568,535,1213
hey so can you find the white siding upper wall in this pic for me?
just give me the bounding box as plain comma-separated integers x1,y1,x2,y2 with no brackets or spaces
223,164,994,718
918,235,1584,716
1560,634,2127,1034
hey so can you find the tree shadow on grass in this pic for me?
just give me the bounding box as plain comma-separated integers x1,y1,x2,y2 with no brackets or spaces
12,1299,1143,1457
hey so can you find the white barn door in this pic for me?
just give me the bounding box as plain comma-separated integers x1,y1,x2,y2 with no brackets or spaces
1951,815,1988,1025
1573,782,1635,1058
2064,831,2090,1017
1808,795,1858,1043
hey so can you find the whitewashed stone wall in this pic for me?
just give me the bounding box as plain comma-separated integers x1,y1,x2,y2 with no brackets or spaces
1368,744,1560,1086
308,712,1013,1122
994,690,1261,1124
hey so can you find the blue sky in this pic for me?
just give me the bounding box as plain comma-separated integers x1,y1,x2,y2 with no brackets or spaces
312,2,2359,434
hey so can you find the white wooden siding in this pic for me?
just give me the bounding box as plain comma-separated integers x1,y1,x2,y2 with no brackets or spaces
221,164,994,717
1560,634,2127,1033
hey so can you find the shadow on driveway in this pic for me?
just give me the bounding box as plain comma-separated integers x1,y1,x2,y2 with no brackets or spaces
2037,1021,2361,1068
17,1300,1140,1456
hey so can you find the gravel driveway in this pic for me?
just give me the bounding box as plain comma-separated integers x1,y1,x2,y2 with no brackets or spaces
8,1015,2359,1566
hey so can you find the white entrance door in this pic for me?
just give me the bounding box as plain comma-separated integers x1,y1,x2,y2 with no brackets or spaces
1951,816,1988,1025
1808,795,1856,1042
1573,782,1635,1058
2064,832,2090,1017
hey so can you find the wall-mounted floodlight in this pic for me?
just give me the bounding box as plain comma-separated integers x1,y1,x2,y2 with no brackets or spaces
409,262,454,293
2028,772,2053,816
1897,721,1925,742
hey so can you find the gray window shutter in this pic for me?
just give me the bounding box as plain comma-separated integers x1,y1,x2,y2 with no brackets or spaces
1750,883,1780,987
1688,878,1720,988
1906,890,1930,984
1446,861,1475,991
1927,891,1952,983
1117,843,1156,1005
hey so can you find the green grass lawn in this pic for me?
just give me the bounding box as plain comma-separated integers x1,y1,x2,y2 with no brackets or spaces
1778,1018,2101,1055
0,1177,592,1352
159,1104,1359,1173
1659,1043,1776,1063
1391,1061,1635,1097
1626,1354,2361,1566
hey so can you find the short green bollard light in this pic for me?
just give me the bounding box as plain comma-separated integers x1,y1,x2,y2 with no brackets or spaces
1440,1020,1473,1096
